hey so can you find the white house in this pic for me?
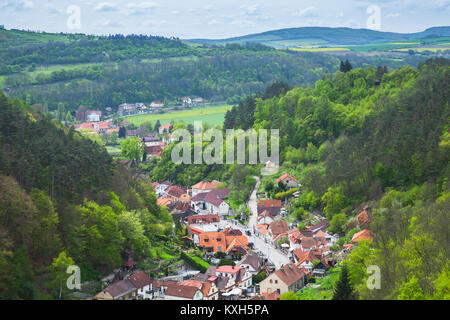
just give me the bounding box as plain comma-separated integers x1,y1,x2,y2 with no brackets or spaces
204,189,232,217
216,266,252,290
276,173,299,189
127,272,153,300
237,252,261,275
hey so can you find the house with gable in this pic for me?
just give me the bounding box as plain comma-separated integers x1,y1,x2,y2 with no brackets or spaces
257,200,282,218
259,264,305,296
127,271,153,300
204,188,232,217
163,283,203,300
237,252,262,275
276,173,299,189
191,180,222,197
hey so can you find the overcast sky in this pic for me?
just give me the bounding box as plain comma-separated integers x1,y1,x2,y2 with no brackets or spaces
0,0,449,39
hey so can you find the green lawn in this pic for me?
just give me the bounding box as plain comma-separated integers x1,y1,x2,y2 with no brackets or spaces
296,268,340,300
126,105,233,127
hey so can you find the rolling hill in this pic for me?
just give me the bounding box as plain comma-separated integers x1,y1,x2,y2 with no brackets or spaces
187,26,450,48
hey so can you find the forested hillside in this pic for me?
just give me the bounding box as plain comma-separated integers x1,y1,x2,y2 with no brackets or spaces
1,29,427,112
0,93,175,299
150,58,450,299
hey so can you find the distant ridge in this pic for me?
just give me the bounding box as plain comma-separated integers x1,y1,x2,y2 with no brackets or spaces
186,26,450,48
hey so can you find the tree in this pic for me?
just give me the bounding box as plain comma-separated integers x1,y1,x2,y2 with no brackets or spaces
30,189,61,262
321,186,346,219
48,251,75,300
121,137,144,167
332,266,354,300
329,212,348,235
117,211,150,259
154,120,161,133
118,126,126,138
340,59,353,73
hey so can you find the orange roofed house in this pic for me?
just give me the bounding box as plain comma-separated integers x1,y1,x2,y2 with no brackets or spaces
166,185,190,203
351,229,373,245
197,230,249,255
276,173,299,189
257,200,282,217
191,180,222,197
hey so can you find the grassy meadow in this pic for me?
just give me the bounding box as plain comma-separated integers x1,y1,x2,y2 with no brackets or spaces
126,104,233,127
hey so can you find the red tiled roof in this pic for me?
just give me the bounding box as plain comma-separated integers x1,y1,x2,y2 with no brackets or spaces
258,200,282,208
198,232,227,252
179,280,203,289
269,221,288,236
256,224,269,235
274,264,305,286
157,197,172,206
216,265,243,274
357,210,372,227
192,180,221,190
127,271,151,289
166,186,187,198
276,173,298,184
225,236,249,254
164,283,199,299
351,229,373,242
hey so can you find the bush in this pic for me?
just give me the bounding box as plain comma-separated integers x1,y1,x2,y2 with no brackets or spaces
180,251,210,273
252,271,267,284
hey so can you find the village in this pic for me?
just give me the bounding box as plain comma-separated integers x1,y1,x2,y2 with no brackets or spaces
65,103,376,301
93,170,374,300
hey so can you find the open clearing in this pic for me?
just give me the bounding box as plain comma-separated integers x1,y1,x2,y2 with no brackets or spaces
126,104,233,127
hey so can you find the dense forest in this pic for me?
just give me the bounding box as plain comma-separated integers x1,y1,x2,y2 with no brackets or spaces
0,93,175,299
1,29,427,112
150,58,450,299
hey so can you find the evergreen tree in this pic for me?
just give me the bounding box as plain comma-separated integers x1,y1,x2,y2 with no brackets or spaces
332,266,354,300
154,120,161,133
118,126,126,138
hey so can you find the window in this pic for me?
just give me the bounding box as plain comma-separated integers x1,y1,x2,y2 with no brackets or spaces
275,280,278,284
270,279,273,284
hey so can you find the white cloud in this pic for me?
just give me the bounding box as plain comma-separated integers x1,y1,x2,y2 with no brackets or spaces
294,6,319,18
240,3,261,15
386,13,400,18
127,1,158,15
3,0,33,11
95,2,119,12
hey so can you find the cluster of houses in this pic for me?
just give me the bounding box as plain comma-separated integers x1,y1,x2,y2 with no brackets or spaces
94,260,254,300
93,172,376,301
154,180,234,220
117,97,204,117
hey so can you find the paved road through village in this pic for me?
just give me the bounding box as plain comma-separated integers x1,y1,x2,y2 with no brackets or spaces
220,176,291,269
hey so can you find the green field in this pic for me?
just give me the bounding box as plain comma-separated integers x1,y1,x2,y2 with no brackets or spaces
126,105,233,127
288,47,350,52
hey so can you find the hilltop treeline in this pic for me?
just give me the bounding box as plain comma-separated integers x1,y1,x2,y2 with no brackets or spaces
0,93,174,299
